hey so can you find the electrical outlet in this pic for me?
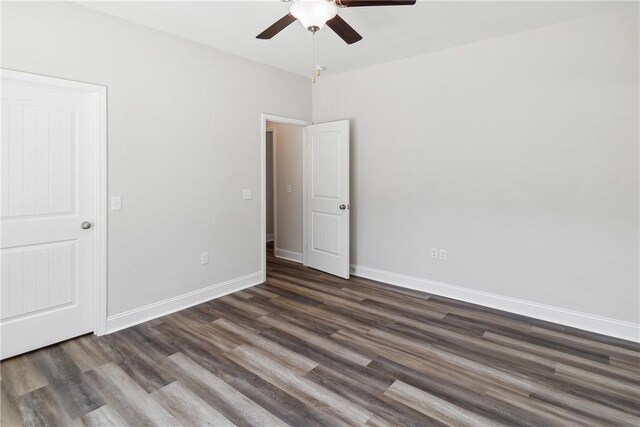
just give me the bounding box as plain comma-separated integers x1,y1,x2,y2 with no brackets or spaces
439,248,447,261
286,184,292,194
431,248,438,259
200,252,209,265
242,189,252,200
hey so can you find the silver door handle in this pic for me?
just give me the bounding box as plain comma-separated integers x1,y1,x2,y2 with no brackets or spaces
81,221,93,230
339,204,348,210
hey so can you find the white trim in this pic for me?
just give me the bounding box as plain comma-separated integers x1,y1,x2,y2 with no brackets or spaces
351,264,640,343
261,114,311,283
1,69,105,94
274,248,303,264
1,69,109,336
302,127,308,266
267,127,277,247
106,271,263,333
94,82,108,336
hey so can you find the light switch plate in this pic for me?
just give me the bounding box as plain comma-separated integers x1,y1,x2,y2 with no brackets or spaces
242,189,252,200
111,196,122,211
201,252,209,265
286,185,292,194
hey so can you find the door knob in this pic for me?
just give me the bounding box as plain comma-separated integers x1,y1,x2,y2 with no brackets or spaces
339,204,347,210
81,221,93,230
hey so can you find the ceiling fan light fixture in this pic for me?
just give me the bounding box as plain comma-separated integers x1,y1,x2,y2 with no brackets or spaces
290,0,337,31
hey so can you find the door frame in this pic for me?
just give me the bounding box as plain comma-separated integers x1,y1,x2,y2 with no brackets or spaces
1,69,108,336
266,127,276,246
260,114,311,282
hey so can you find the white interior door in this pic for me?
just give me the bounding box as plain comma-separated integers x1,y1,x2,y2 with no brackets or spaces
304,120,350,279
1,70,101,359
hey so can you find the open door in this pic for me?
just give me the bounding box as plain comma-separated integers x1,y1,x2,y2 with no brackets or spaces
304,120,350,279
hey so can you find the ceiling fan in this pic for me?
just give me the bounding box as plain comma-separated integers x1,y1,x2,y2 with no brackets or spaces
257,0,417,45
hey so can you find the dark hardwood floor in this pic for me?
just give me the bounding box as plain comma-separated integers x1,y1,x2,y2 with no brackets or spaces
2,246,639,426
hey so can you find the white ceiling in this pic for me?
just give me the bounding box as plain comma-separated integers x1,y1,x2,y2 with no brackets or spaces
78,1,632,77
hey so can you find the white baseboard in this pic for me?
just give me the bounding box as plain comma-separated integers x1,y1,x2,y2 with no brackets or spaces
351,264,639,343
266,233,274,243
274,248,303,264
106,271,263,334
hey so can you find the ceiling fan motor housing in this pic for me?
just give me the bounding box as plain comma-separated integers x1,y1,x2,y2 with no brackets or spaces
290,0,338,31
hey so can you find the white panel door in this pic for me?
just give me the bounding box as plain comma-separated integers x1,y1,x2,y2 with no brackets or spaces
304,120,350,278
1,71,100,359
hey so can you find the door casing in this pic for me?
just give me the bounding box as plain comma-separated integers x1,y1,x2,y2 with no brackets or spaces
266,127,275,246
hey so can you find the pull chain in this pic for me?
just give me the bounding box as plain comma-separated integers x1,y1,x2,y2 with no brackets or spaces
312,31,318,83
311,30,324,84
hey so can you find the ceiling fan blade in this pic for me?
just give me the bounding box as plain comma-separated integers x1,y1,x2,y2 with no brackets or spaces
326,15,363,45
256,14,297,39
336,0,416,7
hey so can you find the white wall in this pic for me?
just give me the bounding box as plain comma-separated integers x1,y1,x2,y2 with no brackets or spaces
1,1,311,318
313,8,639,329
267,122,304,256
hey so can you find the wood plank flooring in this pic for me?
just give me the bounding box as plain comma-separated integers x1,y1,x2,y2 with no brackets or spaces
2,247,639,426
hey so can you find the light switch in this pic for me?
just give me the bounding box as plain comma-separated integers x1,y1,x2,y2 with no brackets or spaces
286,185,292,194
242,189,252,200
111,196,122,211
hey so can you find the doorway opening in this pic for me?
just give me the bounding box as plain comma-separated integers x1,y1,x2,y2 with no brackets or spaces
266,123,305,263
261,114,351,281
261,114,310,282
